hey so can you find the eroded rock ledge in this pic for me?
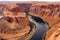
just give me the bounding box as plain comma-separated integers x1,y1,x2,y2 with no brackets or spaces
0,2,60,40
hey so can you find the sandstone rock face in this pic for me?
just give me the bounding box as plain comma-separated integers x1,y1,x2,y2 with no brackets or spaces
0,2,60,40
29,2,60,40
3,4,30,29
0,4,31,40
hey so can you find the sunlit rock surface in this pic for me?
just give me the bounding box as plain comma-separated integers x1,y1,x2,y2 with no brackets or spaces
0,2,59,40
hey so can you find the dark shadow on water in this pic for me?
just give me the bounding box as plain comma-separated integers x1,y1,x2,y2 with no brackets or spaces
29,16,48,40
30,15,45,24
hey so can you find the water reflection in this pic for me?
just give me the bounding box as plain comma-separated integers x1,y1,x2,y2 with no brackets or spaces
31,23,48,40
28,15,48,40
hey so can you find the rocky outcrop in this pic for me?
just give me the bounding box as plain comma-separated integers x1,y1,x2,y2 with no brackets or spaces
29,2,60,40
0,2,60,40
0,4,31,40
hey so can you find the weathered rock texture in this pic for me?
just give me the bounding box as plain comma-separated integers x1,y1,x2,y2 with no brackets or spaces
0,2,60,40
0,4,36,40
29,2,60,40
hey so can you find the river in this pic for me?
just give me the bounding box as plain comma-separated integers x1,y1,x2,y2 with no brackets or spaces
28,15,49,40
